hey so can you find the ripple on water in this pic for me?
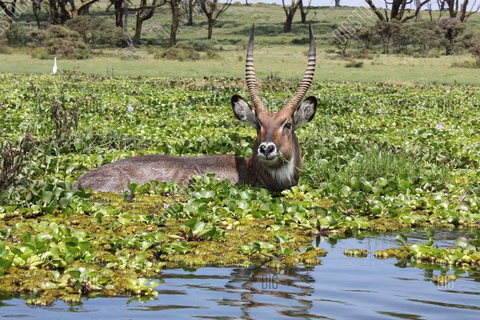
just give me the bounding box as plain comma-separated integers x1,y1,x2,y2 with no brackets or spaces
0,230,479,320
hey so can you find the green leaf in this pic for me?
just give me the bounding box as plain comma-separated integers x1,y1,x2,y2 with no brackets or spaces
425,227,435,238
42,191,53,204
455,237,469,249
340,185,351,197
395,234,408,246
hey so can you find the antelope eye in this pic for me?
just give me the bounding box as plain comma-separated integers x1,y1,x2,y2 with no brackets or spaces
284,122,292,130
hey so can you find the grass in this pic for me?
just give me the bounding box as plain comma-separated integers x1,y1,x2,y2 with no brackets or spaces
1,50,480,84
1,3,480,84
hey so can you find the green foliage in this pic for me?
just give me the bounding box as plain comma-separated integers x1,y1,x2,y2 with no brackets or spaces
156,43,201,61
0,133,31,191
0,45,13,54
30,26,90,60
2,74,480,305
236,24,280,36
5,23,31,46
386,230,480,269
187,39,217,51
345,60,363,68
65,16,124,47
470,32,480,66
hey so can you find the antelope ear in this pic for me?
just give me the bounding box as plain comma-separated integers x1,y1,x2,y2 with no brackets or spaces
231,95,257,126
293,96,317,130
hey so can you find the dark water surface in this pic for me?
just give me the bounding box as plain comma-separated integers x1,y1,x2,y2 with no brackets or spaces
1,231,479,320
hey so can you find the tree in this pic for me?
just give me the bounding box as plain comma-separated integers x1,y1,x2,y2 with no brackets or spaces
364,0,431,22
129,0,166,42
282,0,302,33
437,17,464,54
32,0,42,28
374,21,402,53
113,0,123,27
168,0,180,46
42,0,102,25
299,0,312,23
185,0,196,25
0,0,15,18
442,0,480,22
199,0,232,39
415,0,422,21
123,0,133,47
334,0,340,7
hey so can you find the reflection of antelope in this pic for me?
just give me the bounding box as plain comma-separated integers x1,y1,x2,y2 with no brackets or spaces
74,24,317,193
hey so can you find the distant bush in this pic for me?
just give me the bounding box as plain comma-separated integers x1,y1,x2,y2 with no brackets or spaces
437,18,465,55
205,49,221,59
157,44,200,61
65,16,124,47
187,39,216,51
30,26,90,60
451,60,478,68
473,47,480,67
236,24,279,36
120,50,143,60
292,37,310,45
31,49,50,60
6,23,31,46
0,45,13,54
345,60,363,68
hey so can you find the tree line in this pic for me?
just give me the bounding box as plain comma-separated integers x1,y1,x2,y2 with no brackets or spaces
0,0,479,62
0,0,316,44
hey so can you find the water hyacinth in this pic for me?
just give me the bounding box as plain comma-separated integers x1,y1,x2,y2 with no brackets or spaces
1,74,480,306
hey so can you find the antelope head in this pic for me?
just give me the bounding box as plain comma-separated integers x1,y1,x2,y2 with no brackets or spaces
231,24,317,190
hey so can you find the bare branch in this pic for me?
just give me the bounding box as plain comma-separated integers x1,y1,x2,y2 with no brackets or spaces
365,0,386,21
128,0,166,11
74,0,101,15
401,0,430,21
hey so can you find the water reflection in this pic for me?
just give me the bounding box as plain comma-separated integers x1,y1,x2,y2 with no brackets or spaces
0,231,479,319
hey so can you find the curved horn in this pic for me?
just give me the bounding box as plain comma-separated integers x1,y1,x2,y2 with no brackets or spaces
246,24,266,113
283,24,316,114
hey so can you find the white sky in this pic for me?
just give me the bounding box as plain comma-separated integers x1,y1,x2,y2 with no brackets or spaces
247,0,441,11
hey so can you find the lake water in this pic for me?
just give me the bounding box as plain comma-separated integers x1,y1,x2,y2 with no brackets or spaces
1,230,479,320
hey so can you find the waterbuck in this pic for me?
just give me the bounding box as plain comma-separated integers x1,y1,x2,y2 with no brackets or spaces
73,24,317,193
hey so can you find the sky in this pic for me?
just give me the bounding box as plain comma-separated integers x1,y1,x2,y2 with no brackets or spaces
247,0,441,11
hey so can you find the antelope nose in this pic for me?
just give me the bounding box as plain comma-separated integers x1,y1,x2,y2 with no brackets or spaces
258,142,277,158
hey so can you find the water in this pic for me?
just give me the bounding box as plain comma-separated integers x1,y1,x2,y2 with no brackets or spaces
1,231,479,320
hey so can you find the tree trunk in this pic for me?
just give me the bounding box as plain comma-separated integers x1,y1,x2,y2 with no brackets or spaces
299,0,307,23
124,0,133,47
445,28,453,55
334,0,340,7
284,11,294,33
169,0,180,46
32,0,42,28
187,0,194,25
80,0,90,14
415,0,422,20
282,0,301,33
58,0,72,23
48,0,61,24
133,0,157,42
207,19,213,39
114,0,123,28
134,14,142,41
